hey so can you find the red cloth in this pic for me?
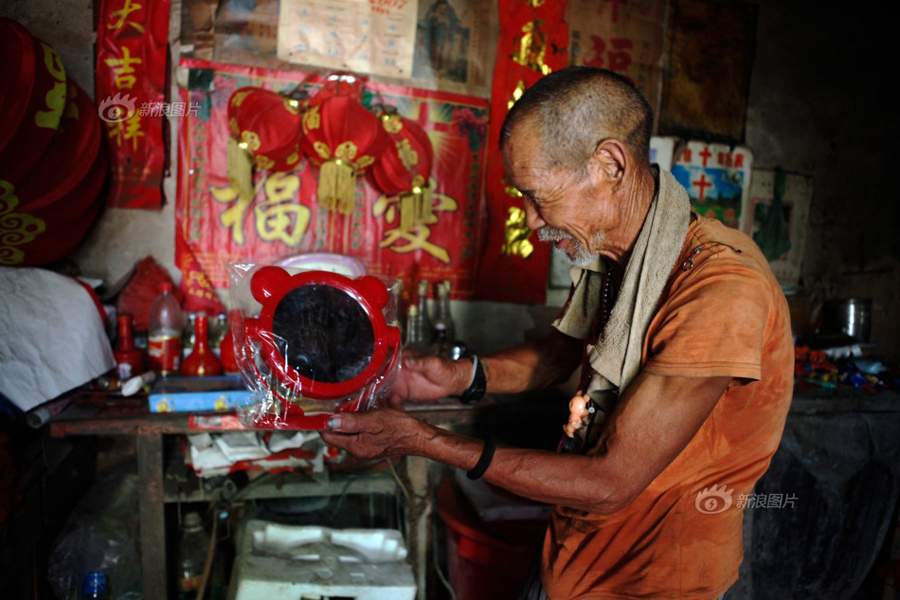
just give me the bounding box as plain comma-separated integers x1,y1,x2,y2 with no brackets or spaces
116,256,183,330
177,242,226,315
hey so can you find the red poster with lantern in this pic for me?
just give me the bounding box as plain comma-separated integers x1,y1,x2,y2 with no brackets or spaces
95,0,169,209
176,58,488,302
474,0,569,303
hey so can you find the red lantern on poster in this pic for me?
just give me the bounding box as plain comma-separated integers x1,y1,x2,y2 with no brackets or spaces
226,87,304,204
369,108,435,230
300,73,386,215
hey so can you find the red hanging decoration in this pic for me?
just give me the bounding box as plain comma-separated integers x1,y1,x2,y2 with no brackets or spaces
474,0,569,303
369,108,435,230
300,74,386,215
226,87,304,205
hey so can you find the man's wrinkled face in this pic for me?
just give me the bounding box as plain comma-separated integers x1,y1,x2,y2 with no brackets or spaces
502,120,615,267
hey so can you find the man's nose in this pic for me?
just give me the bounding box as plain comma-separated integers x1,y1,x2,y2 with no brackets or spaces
523,202,545,231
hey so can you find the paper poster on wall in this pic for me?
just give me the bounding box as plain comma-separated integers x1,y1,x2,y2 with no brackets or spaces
650,136,677,171
277,0,418,78
411,0,498,97
566,0,666,120
658,0,757,143
744,169,812,286
175,58,488,300
671,141,753,229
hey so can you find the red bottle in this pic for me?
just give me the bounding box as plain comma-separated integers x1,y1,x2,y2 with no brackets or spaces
114,313,146,379
181,312,223,377
148,282,184,376
219,309,241,375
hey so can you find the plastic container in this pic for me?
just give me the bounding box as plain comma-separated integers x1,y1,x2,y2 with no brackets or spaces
80,571,110,600
177,511,211,600
436,478,547,600
148,283,185,376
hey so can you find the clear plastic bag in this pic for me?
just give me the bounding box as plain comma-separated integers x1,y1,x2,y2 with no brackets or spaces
47,464,142,600
226,257,402,429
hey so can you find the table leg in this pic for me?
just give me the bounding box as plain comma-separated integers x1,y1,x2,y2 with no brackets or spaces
136,428,167,600
404,456,431,600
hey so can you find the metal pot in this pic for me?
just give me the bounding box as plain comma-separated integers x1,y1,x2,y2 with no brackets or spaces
821,298,872,343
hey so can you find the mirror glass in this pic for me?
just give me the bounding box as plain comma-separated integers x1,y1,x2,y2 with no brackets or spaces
272,284,375,384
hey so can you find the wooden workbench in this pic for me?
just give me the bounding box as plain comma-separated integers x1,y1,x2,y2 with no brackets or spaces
49,392,553,600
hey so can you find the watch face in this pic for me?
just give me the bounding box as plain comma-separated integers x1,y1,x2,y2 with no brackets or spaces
272,283,375,384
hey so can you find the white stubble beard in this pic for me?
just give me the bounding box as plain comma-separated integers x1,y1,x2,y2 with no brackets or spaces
538,226,605,268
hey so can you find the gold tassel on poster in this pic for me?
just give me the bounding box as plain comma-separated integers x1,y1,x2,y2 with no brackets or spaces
412,177,434,225
317,158,356,215
227,137,254,204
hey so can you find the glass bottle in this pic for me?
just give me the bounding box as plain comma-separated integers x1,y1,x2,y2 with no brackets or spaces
114,313,147,379
183,313,197,355
218,309,241,375
177,511,210,600
148,283,185,376
181,313,223,377
404,305,426,351
210,312,228,356
431,280,456,352
415,279,432,348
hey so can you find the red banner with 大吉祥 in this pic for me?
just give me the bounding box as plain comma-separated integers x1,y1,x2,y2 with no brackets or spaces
175,58,488,303
95,0,169,209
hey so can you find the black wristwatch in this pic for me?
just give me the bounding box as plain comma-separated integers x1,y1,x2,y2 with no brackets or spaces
457,355,486,404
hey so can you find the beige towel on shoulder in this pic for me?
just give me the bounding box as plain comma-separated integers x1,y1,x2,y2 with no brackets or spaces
587,168,691,405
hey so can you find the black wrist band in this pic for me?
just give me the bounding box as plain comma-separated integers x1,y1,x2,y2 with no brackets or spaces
467,436,496,480
458,356,486,404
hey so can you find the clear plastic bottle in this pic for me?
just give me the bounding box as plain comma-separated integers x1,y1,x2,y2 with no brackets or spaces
80,571,110,600
148,282,185,376
177,511,210,600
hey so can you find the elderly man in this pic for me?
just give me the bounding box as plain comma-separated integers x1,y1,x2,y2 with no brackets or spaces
321,66,794,600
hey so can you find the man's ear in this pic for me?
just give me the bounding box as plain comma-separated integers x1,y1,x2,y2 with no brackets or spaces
593,139,628,185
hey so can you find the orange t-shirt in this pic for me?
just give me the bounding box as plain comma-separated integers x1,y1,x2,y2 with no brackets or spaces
543,215,794,600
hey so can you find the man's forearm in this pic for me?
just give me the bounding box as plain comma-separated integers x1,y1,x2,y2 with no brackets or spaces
482,329,582,394
412,420,625,513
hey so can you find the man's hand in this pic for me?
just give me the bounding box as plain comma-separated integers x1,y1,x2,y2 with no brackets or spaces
390,350,472,403
319,408,430,460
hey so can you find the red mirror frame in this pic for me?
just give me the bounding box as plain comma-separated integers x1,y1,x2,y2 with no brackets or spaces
242,266,401,428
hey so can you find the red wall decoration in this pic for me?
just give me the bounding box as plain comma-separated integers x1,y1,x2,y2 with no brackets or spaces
474,0,569,304
95,0,170,209
176,58,488,302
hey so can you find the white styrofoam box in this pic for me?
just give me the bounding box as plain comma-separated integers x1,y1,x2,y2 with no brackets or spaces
232,520,416,600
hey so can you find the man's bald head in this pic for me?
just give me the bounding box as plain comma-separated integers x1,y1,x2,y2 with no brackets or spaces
500,67,653,172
